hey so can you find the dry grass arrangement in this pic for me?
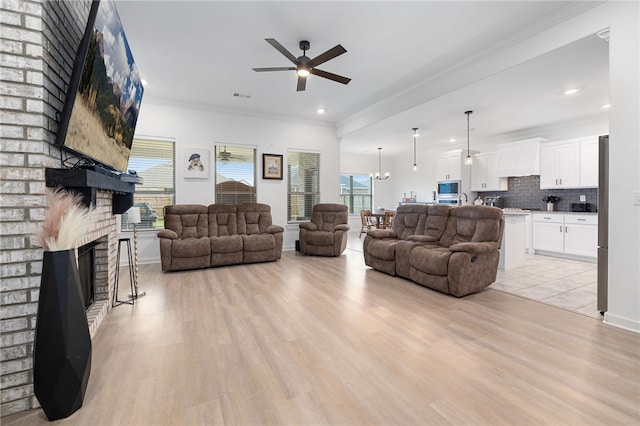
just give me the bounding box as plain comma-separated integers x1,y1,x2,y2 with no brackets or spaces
37,188,92,251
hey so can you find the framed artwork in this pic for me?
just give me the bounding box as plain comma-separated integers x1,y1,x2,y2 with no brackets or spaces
184,148,210,179
262,153,283,180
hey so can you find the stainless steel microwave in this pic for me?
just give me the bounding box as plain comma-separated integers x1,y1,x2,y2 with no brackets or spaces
437,180,460,196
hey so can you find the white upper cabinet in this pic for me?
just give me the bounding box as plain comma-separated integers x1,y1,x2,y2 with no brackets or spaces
471,152,507,191
540,142,580,188
540,136,598,189
496,138,546,177
579,138,598,187
436,150,462,181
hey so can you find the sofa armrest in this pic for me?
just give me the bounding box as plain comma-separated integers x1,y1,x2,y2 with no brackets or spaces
406,235,439,243
157,229,178,239
299,222,317,231
265,225,284,234
334,224,350,232
449,242,499,254
367,229,397,239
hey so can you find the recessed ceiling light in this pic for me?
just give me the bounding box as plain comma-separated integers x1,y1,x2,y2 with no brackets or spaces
449,138,456,143
317,108,325,114
564,88,579,95
601,103,611,109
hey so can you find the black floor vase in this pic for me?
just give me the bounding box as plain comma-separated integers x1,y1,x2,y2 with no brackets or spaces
34,249,92,421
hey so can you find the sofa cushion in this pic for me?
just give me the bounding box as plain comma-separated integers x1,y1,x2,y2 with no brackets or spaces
171,237,210,258
242,234,275,252
304,230,334,246
208,204,238,237
210,235,243,253
164,205,209,239
390,204,429,240
438,205,503,247
409,245,451,276
237,204,273,234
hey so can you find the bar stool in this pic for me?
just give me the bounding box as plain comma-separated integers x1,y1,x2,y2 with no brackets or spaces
112,237,136,306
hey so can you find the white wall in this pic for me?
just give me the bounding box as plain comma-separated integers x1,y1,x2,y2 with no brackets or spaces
131,101,341,252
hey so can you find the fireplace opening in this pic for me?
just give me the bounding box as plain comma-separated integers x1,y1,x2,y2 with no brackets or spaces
77,241,98,310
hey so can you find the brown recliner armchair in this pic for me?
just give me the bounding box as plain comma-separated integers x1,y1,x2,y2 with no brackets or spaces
298,203,350,256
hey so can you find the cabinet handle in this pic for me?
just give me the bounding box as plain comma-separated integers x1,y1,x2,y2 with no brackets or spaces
560,178,563,185
577,218,586,221
560,225,563,232
544,216,552,220
565,226,568,233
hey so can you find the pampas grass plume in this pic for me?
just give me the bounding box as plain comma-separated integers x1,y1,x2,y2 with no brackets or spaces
37,188,92,251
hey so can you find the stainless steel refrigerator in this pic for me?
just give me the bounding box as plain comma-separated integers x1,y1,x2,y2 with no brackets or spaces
597,135,609,314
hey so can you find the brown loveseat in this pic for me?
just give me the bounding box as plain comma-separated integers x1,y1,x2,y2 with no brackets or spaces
363,204,504,297
158,203,284,272
298,203,350,256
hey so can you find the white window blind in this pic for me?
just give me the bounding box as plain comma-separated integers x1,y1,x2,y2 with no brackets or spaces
287,151,320,222
122,137,175,229
215,145,256,205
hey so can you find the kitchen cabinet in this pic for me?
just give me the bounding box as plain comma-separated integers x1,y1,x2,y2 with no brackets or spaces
471,152,507,191
564,214,598,257
579,138,598,187
532,214,564,253
496,137,545,177
540,142,580,188
532,213,597,258
436,150,462,181
540,136,599,189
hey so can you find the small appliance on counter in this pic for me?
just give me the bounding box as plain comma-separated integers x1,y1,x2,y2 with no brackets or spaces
571,202,593,212
484,196,503,208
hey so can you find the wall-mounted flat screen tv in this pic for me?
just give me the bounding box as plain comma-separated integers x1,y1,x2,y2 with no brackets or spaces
56,0,144,173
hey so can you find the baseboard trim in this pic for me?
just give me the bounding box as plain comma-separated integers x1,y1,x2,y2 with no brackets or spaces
603,312,640,333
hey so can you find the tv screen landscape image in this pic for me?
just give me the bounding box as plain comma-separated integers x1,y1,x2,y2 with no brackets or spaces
57,0,144,173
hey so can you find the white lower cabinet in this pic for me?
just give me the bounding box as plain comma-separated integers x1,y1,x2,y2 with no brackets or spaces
532,213,597,258
563,215,598,258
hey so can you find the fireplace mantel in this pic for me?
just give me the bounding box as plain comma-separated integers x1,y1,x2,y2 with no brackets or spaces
45,168,135,214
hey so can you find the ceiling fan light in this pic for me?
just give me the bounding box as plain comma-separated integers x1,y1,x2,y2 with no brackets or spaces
296,67,310,77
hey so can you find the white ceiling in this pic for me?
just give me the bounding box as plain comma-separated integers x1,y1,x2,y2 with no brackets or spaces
116,1,609,156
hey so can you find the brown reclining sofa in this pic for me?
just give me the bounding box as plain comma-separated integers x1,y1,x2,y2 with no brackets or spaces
158,203,284,272
363,204,504,297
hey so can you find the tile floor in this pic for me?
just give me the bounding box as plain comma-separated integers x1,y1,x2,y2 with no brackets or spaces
492,255,600,319
348,228,600,319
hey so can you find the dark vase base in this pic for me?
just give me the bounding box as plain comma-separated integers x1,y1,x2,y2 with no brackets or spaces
34,249,92,420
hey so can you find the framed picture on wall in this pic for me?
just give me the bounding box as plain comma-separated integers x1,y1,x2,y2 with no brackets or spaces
262,153,283,180
184,148,210,179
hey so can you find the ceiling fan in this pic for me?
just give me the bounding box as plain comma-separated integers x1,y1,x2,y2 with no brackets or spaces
252,38,351,91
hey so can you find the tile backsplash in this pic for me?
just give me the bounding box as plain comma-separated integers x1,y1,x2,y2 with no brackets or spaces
478,175,598,211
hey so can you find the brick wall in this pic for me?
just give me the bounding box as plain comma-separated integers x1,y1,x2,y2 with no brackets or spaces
0,0,110,417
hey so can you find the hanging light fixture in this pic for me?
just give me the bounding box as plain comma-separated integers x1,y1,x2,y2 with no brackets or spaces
412,128,419,171
464,110,473,166
370,147,390,180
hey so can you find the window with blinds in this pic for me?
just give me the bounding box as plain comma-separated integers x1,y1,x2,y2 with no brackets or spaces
340,174,372,215
121,137,175,230
287,151,320,222
215,145,257,205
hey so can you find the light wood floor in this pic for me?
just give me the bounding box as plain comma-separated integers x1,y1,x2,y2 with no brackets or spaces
6,249,640,425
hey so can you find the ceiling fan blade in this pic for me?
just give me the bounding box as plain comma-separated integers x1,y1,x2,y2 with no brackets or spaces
265,38,299,64
308,44,347,68
252,67,296,72
296,75,307,92
310,68,351,85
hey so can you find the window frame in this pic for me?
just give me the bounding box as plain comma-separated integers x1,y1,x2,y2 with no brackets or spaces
340,174,373,215
214,144,257,205
121,136,175,231
287,149,320,223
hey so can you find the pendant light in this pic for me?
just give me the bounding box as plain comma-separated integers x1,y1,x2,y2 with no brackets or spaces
370,147,390,180
464,110,473,166
412,128,419,171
